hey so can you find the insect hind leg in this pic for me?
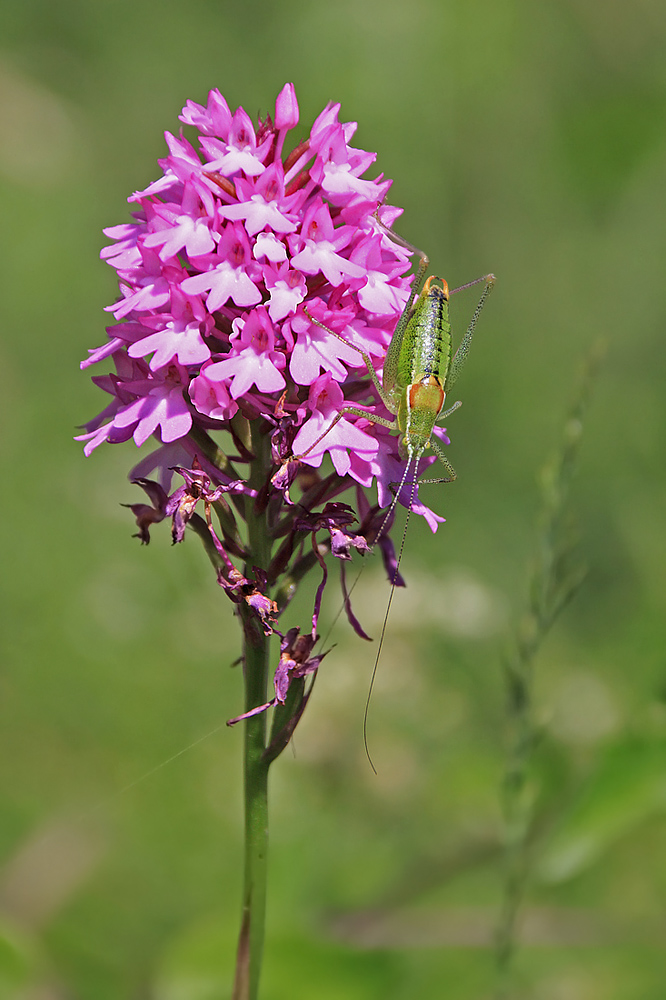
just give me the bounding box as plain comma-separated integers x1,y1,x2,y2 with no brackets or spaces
446,274,495,391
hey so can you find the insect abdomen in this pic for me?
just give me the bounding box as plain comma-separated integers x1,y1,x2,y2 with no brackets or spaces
397,277,451,390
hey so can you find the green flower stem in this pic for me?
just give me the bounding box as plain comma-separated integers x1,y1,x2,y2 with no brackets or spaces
232,424,274,1000
189,423,241,481
232,624,270,1000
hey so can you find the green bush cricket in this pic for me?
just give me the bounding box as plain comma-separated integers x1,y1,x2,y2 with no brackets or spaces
296,218,495,766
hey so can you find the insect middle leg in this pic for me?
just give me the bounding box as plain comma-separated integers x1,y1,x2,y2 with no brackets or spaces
416,436,457,485
293,406,396,462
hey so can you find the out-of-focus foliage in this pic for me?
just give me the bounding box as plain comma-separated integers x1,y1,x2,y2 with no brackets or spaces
1,1,665,997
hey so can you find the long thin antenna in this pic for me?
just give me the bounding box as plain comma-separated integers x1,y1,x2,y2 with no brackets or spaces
63,720,232,828
319,448,416,651
363,457,420,773
373,451,415,548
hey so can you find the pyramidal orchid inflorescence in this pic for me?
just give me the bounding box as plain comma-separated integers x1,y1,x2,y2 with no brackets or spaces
78,82,448,723
78,81,466,998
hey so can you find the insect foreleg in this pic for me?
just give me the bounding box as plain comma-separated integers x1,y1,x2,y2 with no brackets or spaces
437,399,462,422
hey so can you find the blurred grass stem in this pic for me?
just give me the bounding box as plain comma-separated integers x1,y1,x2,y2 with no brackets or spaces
494,342,605,997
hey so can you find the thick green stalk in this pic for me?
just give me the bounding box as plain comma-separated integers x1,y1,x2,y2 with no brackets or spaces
232,425,273,1000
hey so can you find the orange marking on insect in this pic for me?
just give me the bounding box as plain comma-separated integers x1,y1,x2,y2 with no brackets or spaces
423,275,449,299
408,376,445,414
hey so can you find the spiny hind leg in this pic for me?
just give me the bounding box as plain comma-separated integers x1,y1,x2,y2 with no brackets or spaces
446,274,495,391
373,211,430,290
303,307,393,411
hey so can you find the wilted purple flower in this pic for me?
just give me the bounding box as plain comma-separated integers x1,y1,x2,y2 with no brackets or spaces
227,627,326,727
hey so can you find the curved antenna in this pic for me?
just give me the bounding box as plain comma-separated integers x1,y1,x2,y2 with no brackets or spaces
318,444,417,651
363,455,420,773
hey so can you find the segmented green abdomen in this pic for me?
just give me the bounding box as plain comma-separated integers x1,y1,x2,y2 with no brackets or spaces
397,280,451,390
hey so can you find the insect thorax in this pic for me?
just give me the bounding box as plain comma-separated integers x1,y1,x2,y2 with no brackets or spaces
396,375,446,448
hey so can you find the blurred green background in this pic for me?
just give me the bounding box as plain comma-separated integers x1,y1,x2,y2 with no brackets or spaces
1,0,665,997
